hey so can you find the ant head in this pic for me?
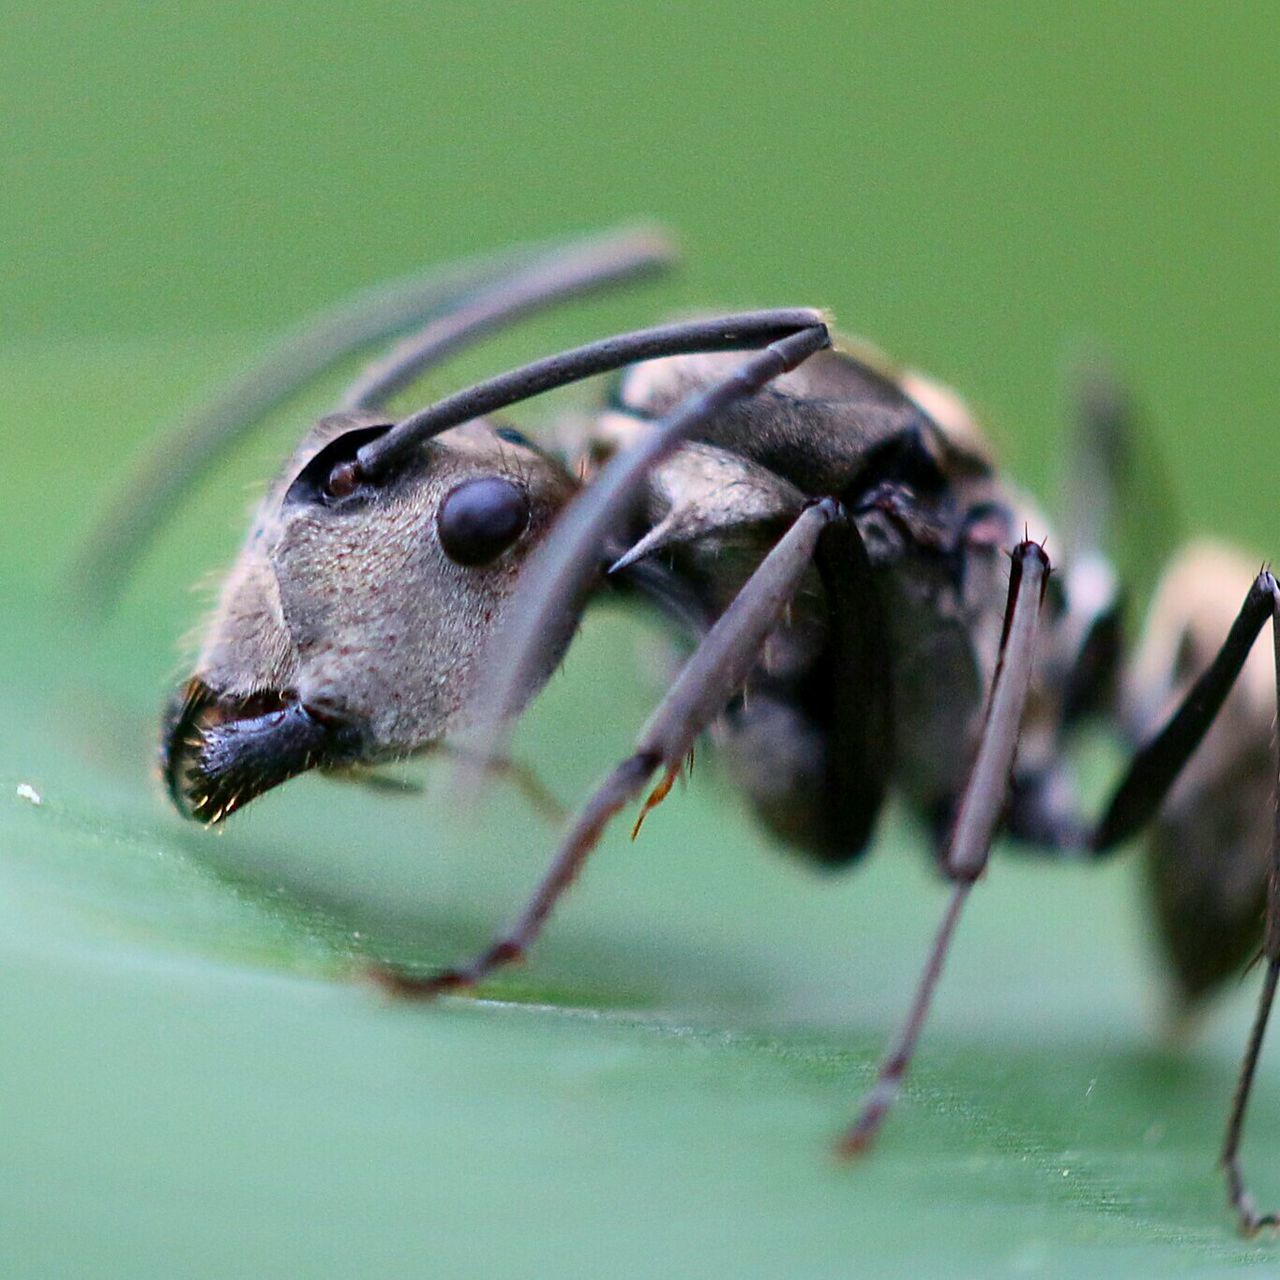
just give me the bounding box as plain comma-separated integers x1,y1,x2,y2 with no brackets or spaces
162,411,577,822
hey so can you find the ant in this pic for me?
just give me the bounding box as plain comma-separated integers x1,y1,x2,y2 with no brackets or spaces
81,227,1280,1234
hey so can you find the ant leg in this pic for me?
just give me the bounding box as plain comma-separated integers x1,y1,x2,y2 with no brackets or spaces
372,498,843,998
1054,359,1128,726
1060,355,1181,607
1224,948,1280,1236
431,743,568,824
837,540,1051,1156
1089,571,1280,1233
76,227,673,610
328,745,567,823
1060,356,1134,568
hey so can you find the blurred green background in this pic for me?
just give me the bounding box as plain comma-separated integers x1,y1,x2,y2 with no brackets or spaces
3,3,1279,1277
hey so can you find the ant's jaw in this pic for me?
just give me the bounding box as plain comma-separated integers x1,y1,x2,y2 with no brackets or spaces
161,677,365,824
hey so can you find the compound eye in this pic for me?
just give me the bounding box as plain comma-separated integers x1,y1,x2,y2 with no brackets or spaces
437,477,530,566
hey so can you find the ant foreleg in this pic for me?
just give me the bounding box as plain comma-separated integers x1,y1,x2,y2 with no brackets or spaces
838,540,1051,1156
371,754,656,997
371,497,843,998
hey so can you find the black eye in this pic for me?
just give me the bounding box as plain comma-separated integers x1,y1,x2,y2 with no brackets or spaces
437,477,530,566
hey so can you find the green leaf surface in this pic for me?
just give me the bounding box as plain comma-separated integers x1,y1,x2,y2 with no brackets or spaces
3,340,1279,1280
5,4,1280,1275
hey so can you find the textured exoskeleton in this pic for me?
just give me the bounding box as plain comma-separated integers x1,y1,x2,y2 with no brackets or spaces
84,228,1280,1235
